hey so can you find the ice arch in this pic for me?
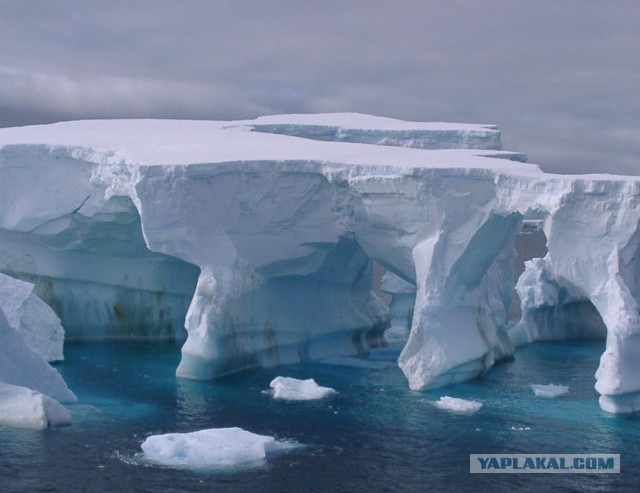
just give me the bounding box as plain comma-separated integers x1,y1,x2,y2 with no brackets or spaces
351,172,640,414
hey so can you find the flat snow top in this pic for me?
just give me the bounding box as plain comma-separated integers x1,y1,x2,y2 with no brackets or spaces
0,119,541,174
240,112,498,132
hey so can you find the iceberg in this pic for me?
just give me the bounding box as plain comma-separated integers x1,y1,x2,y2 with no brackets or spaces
432,396,483,415
141,427,294,468
1,113,639,414
0,381,71,429
530,384,569,398
269,376,336,401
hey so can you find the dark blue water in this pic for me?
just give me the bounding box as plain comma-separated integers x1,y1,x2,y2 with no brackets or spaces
1,340,639,492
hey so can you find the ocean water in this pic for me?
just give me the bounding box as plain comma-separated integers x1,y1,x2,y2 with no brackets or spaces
1,339,639,493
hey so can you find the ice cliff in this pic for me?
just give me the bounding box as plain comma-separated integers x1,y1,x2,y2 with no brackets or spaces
0,113,638,414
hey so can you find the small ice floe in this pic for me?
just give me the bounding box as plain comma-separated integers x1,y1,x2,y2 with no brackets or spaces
510,426,531,431
269,377,336,401
141,427,297,469
431,396,482,415
530,384,569,398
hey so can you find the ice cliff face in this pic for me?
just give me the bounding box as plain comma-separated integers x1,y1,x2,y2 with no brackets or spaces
0,113,638,414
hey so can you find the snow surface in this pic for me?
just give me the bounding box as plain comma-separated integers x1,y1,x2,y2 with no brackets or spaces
0,381,71,429
141,427,295,468
269,377,336,401
432,396,483,415
1,114,640,414
530,384,569,398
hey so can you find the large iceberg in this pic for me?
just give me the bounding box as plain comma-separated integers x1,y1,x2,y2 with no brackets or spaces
0,113,639,414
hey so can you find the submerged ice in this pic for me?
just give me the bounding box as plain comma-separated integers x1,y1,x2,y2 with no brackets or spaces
0,113,639,414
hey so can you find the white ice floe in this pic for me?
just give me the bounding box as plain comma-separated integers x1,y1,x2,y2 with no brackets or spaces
269,376,336,401
530,384,569,398
141,427,295,468
432,396,483,415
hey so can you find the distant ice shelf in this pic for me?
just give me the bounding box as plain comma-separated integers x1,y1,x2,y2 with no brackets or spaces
0,113,639,415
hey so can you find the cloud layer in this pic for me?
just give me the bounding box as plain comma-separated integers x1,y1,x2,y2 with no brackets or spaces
1,1,639,175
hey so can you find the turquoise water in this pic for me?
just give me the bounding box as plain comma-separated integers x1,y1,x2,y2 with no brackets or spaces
0,340,639,492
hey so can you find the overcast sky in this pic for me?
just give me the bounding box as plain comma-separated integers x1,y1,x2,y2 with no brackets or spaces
1,1,639,175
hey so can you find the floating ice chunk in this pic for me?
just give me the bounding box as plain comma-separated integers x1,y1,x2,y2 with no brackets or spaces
269,376,336,401
530,384,569,398
432,396,483,415
0,381,71,429
141,427,295,468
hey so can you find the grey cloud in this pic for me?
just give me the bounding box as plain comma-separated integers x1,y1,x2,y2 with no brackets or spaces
1,0,639,175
